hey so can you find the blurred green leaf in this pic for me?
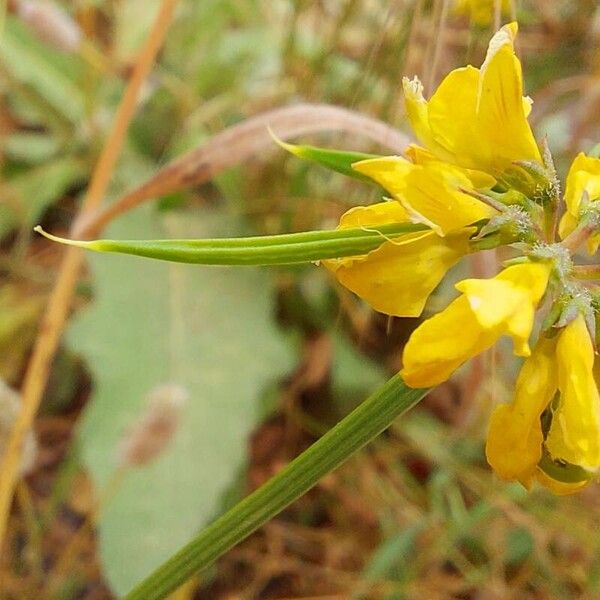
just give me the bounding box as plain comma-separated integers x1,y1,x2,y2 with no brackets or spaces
68,204,294,595
360,524,424,584
505,526,535,566
0,157,86,238
3,132,60,163
0,17,85,124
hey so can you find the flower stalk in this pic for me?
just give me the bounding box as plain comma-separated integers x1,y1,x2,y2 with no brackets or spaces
124,375,429,600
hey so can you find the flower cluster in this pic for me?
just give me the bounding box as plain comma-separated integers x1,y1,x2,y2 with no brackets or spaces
324,23,600,494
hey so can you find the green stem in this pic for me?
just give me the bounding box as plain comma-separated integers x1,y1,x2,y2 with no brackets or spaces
34,223,427,266
124,375,429,599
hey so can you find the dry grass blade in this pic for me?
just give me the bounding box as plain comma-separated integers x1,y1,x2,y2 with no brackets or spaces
0,0,180,552
76,103,410,237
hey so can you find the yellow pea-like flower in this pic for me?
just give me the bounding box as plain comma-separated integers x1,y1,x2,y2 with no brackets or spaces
401,262,552,388
352,156,496,236
486,336,558,487
486,315,600,494
323,201,475,317
402,23,540,179
546,314,600,471
558,152,600,254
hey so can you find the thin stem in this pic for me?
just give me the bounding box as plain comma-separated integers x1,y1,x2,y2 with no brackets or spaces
124,375,429,600
572,264,600,280
428,0,449,94
560,221,598,253
0,0,179,552
458,187,507,213
74,104,409,239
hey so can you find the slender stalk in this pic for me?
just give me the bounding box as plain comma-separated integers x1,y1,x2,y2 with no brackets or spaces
0,0,179,552
573,264,600,280
124,375,429,600
35,223,428,266
560,220,598,253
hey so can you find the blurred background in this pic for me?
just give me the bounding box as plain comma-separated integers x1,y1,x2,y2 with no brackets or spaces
2,0,600,598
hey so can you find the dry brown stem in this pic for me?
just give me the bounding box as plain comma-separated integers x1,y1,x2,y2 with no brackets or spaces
76,103,410,237
0,0,180,553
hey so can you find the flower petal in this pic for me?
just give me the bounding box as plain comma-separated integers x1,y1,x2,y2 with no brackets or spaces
559,152,600,243
563,152,600,218
402,77,449,161
486,336,558,486
404,23,541,178
401,295,499,387
402,263,551,387
455,262,552,356
325,228,474,318
336,199,410,230
426,66,483,170
546,314,600,471
476,23,542,167
353,156,496,235
453,0,512,27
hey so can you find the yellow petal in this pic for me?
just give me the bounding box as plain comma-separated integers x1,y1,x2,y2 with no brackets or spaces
353,156,496,236
404,24,541,178
546,314,600,471
324,228,473,318
402,77,449,161
560,153,600,253
402,262,551,387
401,295,499,387
563,152,600,218
406,145,496,189
426,66,484,171
453,0,512,27
455,262,552,356
486,336,558,485
558,211,579,242
336,199,410,230
476,23,542,167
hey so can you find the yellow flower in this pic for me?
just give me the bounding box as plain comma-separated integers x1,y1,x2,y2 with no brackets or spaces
323,202,474,317
402,23,541,180
486,314,600,494
558,152,600,254
352,156,496,236
486,335,557,487
401,262,552,387
453,0,511,27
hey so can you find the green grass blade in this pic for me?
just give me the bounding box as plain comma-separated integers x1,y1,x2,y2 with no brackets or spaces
35,222,428,266
123,374,429,599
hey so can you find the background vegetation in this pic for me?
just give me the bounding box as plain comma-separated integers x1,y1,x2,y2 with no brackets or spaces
1,0,600,597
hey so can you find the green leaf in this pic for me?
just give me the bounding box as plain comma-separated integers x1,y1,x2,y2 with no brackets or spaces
67,204,294,595
0,17,85,124
274,137,379,183
124,375,429,600
1,157,86,238
36,221,427,265
3,132,60,163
